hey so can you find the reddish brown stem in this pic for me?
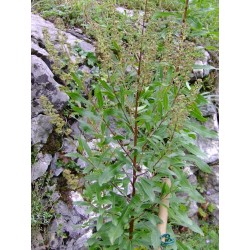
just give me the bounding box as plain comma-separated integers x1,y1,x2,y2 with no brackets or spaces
182,0,189,24
128,0,148,241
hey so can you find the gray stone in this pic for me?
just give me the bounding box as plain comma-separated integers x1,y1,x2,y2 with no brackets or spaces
31,14,94,53
50,153,64,176
73,234,90,250
31,231,46,250
188,201,199,217
79,65,91,74
70,121,82,137
200,102,217,117
31,114,53,145
76,158,88,169
31,39,49,58
31,153,53,182
48,199,93,250
200,165,219,224
51,191,61,203
192,60,204,79
190,47,214,81
62,137,78,154
116,6,144,17
196,115,219,164
31,55,69,118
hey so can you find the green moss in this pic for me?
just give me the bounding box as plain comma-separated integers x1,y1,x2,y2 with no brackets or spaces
31,145,40,164
56,175,73,208
41,131,62,154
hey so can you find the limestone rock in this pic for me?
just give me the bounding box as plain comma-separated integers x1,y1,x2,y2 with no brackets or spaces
31,14,94,54
48,197,93,250
31,153,53,182
201,165,219,224
190,46,213,81
116,6,144,17
196,111,219,164
188,201,199,218
31,231,46,250
31,39,49,59
50,153,63,177
31,55,69,118
31,114,53,145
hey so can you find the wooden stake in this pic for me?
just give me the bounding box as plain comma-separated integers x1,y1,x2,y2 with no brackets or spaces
157,178,171,249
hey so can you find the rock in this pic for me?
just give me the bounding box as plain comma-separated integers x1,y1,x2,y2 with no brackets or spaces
200,165,219,224
48,198,93,250
62,137,78,154
76,158,88,169
50,153,64,176
31,231,46,250
196,113,219,164
200,102,217,118
188,201,199,218
31,39,49,59
31,14,94,54
31,114,53,145
31,55,69,118
116,6,144,17
192,60,204,79
70,121,82,137
31,153,53,182
190,46,213,81
79,65,91,74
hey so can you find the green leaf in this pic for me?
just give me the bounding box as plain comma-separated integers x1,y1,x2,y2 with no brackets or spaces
97,216,103,231
189,103,207,122
95,85,104,108
181,143,207,159
87,52,97,66
187,16,202,29
173,166,205,202
99,79,113,92
113,135,125,140
78,137,92,157
185,120,217,139
78,120,94,133
165,65,174,85
139,178,155,202
67,92,84,102
71,106,84,116
98,167,115,186
163,91,169,111
161,181,171,196
147,213,162,226
169,207,204,235
71,72,82,86
151,227,161,249
109,224,123,245
182,155,212,174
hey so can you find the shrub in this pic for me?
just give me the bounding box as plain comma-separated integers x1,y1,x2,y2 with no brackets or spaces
34,0,218,248
61,1,218,248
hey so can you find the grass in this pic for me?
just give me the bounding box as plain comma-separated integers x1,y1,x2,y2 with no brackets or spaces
176,222,219,250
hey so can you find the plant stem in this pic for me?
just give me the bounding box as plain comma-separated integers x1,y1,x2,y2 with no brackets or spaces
129,0,148,241
181,0,189,39
182,0,189,24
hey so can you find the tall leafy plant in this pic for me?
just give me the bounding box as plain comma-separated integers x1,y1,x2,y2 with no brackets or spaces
63,0,217,248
